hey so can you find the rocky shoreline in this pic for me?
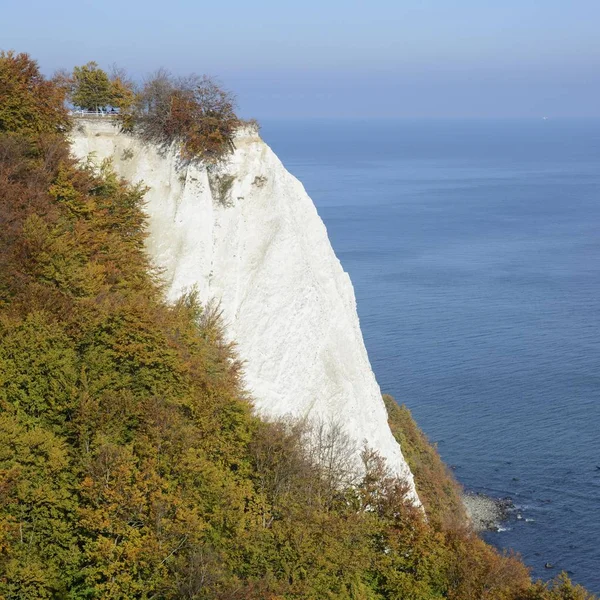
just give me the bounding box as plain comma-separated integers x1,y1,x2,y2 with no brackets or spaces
463,492,514,532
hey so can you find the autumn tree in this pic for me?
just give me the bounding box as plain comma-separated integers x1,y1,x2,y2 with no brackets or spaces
0,50,69,133
108,65,135,111
132,70,239,162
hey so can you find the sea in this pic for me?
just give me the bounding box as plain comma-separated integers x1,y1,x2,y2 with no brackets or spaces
260,118,600,593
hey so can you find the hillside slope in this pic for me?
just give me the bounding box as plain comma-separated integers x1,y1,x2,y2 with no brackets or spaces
70,118,419,502
3,51,597,599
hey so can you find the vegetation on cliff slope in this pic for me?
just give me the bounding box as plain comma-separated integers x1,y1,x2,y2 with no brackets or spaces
382,395,467,531
62,60,238,163
0,51,596,600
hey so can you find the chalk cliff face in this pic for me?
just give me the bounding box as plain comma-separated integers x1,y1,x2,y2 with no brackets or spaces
70,119,419,505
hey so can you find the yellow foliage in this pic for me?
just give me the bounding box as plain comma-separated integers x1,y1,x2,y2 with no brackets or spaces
0,55,596,600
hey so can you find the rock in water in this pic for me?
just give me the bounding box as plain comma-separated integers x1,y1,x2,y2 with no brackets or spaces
70,119,420,506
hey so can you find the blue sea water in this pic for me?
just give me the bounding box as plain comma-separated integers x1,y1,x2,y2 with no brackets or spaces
260,119,600,592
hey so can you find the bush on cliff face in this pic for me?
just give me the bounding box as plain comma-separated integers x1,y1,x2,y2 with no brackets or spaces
0,50,596,600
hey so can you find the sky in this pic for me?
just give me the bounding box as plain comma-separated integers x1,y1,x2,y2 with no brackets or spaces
2,0,599,118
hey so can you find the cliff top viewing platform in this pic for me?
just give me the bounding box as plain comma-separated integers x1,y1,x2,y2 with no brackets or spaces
70,109,119,118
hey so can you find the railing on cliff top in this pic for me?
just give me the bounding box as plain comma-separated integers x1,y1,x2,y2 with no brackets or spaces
70,109,119,118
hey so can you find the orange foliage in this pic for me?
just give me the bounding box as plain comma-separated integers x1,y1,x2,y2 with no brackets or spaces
0,51,70,134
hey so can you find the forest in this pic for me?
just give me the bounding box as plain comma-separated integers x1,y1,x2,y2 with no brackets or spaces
0,50,595,599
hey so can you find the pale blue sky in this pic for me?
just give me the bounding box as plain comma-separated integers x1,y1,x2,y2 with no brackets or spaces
2,0,599,117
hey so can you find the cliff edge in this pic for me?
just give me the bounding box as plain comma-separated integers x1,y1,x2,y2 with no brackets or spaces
70,118,419,505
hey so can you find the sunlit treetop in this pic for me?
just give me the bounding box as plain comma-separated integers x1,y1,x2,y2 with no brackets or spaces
0,50,70,134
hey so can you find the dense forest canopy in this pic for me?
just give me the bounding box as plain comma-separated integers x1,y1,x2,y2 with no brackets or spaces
0,50,595,599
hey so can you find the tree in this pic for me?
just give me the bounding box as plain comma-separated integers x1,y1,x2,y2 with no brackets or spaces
71,61,112,112
108,65,135,111
132,71,239,162
0,50,69,133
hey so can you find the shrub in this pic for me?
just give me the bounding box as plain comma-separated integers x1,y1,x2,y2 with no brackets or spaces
208,172,236,205
131,70,239,163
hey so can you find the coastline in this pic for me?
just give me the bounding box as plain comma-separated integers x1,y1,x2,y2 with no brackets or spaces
463,492,514,532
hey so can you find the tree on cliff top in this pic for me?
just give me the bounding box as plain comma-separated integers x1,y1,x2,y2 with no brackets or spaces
107,64,136,111
67,62,239,162
130,70,239,162
69,62,135,112
70,61,113,111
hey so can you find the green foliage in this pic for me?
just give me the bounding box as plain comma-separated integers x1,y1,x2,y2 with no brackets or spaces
0,128,253,598
208,173,236,206
0,313,78,425
0,413,80,598
0,56,596,600
522,573,597,600
62,62,135,113
71,62,113,111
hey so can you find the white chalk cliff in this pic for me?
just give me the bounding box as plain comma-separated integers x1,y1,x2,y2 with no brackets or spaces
70,119,419,505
